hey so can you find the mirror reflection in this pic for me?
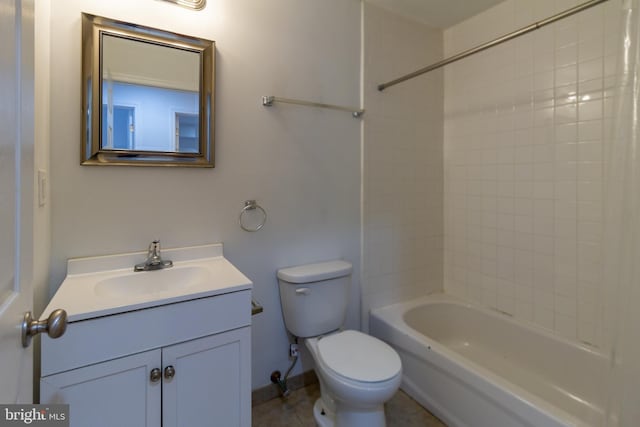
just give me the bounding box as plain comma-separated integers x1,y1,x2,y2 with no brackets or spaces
81,14,215,167
101,35,200,153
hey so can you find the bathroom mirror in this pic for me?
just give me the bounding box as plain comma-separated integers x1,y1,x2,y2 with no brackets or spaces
81,13,215,167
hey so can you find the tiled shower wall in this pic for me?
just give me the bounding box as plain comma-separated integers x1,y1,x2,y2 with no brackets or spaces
443,0,622,347
362,3,444,325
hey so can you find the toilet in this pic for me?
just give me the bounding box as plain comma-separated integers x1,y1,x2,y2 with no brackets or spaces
277,260,402,427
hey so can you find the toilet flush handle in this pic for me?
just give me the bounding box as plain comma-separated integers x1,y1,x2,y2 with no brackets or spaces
295,288,310,295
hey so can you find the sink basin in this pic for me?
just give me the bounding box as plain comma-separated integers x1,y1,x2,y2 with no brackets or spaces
94,265,211,298
42,243,253,322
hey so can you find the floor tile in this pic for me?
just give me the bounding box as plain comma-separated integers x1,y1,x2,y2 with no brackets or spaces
252,384,447,427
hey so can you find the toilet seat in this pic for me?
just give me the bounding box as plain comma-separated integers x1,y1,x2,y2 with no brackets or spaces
317,330,401,383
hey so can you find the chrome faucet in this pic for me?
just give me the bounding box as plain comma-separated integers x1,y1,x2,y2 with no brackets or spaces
134,240,173,272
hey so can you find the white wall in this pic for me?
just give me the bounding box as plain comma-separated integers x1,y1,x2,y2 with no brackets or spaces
444,0,621,348
47,0,361,389
362,3,444,326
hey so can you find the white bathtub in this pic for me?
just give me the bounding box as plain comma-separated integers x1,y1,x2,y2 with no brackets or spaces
370,294,608,427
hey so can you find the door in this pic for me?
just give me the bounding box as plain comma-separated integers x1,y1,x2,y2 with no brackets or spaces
102,105,135,149
162,328,251,427
0,0,35,404
40,350,162,427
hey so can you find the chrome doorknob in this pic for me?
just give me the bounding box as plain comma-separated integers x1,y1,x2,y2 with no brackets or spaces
21,309,67,348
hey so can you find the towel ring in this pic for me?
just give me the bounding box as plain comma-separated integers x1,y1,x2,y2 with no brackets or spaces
239,200,267,232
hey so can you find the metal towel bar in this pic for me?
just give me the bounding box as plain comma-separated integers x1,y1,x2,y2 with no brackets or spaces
262,95,364,118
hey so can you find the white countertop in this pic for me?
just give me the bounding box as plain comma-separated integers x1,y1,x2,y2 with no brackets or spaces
42,243,252,322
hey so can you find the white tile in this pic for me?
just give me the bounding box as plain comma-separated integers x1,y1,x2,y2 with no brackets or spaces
534,89,555,109
496,293,516,314
513,198,533,216
578,5,604,42
555,162,578,181
534,71,555,90
555,218,578,239
497,228,515,247
555,143,577,162
555,104,578,123
443,0,607,347
513,232,534,251
535,49,555,73
578,119,603,141
515,301,535,321
496,181,515,198
556,64,577,87
555,83,578,106
578,37,604,63
579,78,604,101
555,294,578,317
578,57,603,82
514,146,534,163
497,196,515,214
534,215,555,236
555,123,577,142
577,321,597,346
578,141,602,162
534,144,555,162
514,181,534,198
533,181,554,199
555,200,577,219
535,163,554,180
514,215,534,233
578,99,603,121
534,199,554,217
555,313,577,339
534,235,554,254
577,220,602,243
578,162,603,181
603,54,618,78
534,304,555,329
514,163,534,180
555,19,578,49
578,241,602,264
533,125,555,144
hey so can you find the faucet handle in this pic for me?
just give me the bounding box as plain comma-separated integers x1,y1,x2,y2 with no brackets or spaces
134,240,172,271
149,240,160,255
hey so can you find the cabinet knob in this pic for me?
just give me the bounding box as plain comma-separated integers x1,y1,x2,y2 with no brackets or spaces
164,365,175,379
150,368,162,383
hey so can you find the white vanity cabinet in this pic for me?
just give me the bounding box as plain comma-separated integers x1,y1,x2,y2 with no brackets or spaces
40,289,252,427
162,328,249,427
41,349,162,427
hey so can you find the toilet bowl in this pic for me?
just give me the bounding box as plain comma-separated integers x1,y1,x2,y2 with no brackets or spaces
306,330,402,427
276,260,402,427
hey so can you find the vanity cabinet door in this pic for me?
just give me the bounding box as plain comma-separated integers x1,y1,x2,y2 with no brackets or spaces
162,327,251,427
40,349,162,427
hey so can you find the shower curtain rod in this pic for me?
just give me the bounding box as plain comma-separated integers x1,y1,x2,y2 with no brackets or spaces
377,0,611,91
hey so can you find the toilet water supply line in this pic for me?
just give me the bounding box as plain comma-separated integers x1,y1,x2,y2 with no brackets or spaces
270,339,300,397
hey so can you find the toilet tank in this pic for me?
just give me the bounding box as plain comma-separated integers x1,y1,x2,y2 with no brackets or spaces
277,260,352,338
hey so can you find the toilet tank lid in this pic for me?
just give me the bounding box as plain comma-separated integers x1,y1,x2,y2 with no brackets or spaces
277,260,352,284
